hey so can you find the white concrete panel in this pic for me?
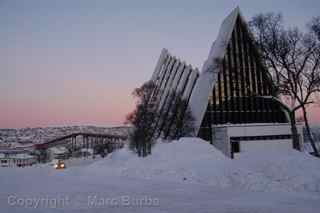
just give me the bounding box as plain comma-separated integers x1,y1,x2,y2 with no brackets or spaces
182,69,199,100
226,124,292,138
157,57,177,111
189,7,240,135
239,139,292,154
176,65,191,94
151,48,169,81
158,60,181,110
158,57,176,94
171,62,185,93
155,55,172,87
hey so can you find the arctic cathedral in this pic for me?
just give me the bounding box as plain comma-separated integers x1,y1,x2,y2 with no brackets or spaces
148,7,304,157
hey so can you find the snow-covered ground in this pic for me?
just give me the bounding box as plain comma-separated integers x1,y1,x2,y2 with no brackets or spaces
304,125,320,152
1,138,320,212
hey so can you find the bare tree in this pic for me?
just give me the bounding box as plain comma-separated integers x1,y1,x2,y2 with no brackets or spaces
172,99,195,139
250,13,320,156
310,17,320,40
125,81,159,157
161,91,195,140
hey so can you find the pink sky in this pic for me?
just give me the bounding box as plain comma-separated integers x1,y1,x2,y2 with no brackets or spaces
1,0,320,128
1,97,319,129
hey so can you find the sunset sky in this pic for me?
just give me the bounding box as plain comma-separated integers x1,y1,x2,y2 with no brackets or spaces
1,0,320,128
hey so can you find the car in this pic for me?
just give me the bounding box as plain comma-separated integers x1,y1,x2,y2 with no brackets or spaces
53,160,66,170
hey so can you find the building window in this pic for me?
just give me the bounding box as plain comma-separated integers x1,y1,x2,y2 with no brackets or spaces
231,141,240,153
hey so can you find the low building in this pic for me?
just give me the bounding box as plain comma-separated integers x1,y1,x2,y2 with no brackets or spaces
0,153,6,167
0,152,37,167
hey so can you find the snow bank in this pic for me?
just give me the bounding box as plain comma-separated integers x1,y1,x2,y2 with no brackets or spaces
1,137,320,212
2,137,319,195
84,137,320,194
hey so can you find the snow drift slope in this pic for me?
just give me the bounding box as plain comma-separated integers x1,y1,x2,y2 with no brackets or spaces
85,137,320,194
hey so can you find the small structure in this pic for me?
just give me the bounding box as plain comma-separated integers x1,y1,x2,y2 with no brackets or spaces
79,148,94,157
0,152,37,167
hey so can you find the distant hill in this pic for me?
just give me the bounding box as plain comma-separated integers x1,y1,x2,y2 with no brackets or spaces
0,126,132,145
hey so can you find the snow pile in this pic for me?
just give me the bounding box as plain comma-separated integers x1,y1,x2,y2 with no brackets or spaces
232,146,320,193
87,138,231,186
84,137,320,194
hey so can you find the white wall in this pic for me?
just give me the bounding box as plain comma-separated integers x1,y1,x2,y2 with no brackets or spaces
239,139,292,153
212,123,304,158
226,124,293,137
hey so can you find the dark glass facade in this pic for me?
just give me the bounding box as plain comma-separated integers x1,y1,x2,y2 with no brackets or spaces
198,17,288,142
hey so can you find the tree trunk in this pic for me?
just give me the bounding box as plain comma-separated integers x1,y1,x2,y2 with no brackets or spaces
147,142,152,155
289,111,301,150
137,142,142,157
302,105,319,156
142,141,147,157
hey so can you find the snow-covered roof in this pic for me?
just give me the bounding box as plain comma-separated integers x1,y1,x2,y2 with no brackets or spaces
49,146,69,154
0,153,35,159
189,7,242,134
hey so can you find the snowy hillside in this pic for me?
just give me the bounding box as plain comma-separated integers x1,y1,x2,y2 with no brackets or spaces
0,138,320,212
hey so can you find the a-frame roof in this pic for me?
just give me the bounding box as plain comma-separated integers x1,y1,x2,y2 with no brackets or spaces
189,7,251,134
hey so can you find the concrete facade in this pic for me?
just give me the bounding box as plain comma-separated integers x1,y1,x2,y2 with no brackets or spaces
211,123,304,158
